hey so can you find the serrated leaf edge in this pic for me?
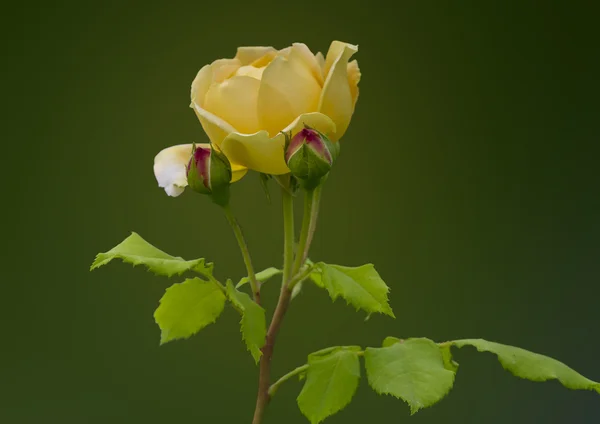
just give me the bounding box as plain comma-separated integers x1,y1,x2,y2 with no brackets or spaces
297,349,361,424
316,263,395,318
364,340,456,415
155,278,226,344
90,232,214,278
452,339,600,395
226,281,266,364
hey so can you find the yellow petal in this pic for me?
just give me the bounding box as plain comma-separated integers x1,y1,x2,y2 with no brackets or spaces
210,58,241,83
347,59,361,106
235,65,266,80
235,46,276,65
220,112,336,175
323,41,354,79
281,111,336,136
220,130,286,175
315,51,325,73
278,46,292,57
292,43,324,85
319,42,358,141
250,51,277,68
204,76,261,134
153,143,247,197
257,47,322,137
190,65,237,146
190,65,212,107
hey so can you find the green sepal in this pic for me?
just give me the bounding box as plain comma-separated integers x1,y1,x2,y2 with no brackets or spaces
208,145,231,207
187,143,211,195
315,129,340,161
287,143,331,190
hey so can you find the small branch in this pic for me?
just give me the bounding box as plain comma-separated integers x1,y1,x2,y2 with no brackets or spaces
287,265,314,290
223,205,261,305
268,364,309,397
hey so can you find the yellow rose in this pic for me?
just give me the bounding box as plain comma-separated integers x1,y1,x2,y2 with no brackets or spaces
154,41,360,196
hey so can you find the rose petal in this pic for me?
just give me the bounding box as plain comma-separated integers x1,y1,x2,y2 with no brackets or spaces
323,41,354,78
153,143,247,197
315,51,325,74
250,51,277,68
204,76,262,134
191,65,237,146
190,65,212,107
319,41,358,140
235,65,266,80
292,43,324,85
281,111,336,136
235,46,276,65
278,46,292,57
210,58,241,83
257,47,322,137
347,59,361,106
220,112,336,175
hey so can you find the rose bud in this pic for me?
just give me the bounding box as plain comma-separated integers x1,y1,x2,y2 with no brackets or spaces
285,127,340,189
187,144,232,206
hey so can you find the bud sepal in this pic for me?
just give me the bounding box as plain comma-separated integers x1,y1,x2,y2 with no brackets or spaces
284,126,339,189
187,143,232,206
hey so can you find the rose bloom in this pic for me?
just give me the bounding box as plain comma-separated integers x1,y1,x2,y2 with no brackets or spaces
154,41,360,196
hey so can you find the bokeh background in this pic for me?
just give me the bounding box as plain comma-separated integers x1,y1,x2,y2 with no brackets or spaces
2,1,598,423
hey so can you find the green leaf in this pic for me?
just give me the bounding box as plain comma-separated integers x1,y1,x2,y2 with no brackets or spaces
364,338,455,414
226,281,266,363
452,339,600,394
154,278,226,344
237,267,282,288
313,263,394,317
382,336,401,347
91,232,213,278
297,347,362,424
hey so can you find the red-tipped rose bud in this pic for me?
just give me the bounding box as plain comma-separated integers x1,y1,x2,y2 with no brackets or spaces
285,127,339,189
187,144,232,206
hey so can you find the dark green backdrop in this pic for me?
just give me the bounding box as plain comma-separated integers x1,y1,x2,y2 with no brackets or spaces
3,1,598,423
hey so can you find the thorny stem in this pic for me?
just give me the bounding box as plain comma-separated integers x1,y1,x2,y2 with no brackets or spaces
252,184,321,424
223,205,261,305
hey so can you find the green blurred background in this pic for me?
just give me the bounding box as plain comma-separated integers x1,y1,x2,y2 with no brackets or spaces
3,1,598,423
